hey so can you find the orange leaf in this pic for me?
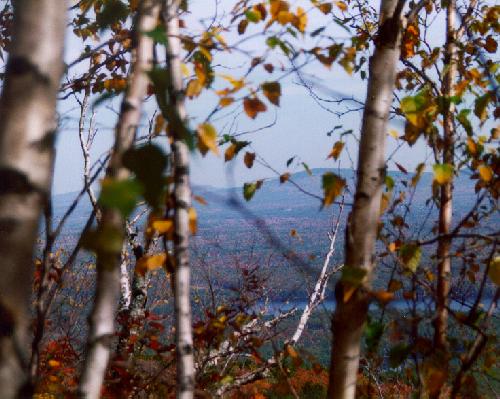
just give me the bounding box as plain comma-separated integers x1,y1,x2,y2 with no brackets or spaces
219,97,234,107
280,172,290,183
243,97,267,119
478,164,493,182
244,151,255,168
335,1,347,12
189,207,197,235
372,290,395,304
327,141,345,160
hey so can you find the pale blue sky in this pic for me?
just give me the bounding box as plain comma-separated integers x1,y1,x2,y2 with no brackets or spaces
52,0,437,195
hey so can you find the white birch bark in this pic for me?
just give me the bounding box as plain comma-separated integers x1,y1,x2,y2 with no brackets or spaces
327,1,405,398
0,1,65,397
434,0,456,358
290,205,343,345
164,1,195,397
78,2,160,398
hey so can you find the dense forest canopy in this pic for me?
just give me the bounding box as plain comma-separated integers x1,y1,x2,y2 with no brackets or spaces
0,0,498,398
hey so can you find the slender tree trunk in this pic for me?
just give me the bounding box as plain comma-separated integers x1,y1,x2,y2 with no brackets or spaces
434,0,456,353
290,205,343,345
164,1,195,397
0,1,65,397
327,1,405,398
433,1,456,395
78,2,160,398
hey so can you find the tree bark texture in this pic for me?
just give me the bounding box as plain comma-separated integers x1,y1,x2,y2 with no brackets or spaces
434,0,456,355
0,1,65,397
432,1,456,396
164,1,195,397
327,1,405,398
78,2,160,398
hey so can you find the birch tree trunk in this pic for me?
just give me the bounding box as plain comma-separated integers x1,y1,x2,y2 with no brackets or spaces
327,1,405,398
78,2,160,398
164,1,195,397
433,1,456,395
434,0,456,355
0,1,65,397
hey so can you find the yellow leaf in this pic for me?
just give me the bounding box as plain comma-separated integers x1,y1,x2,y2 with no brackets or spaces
285,344,299,358
478,164,493,182
270,0,289,19
197,123,219,156
194,63,208,86
153,114,166,136
380,192,391,214
186,79,203,98
322,172,346,207
433,163,454,185
198,46,212,62
327,141,345,160
277,10,294,24
180,63,190,78
149,219,174,239
220,74,245,91
343,284,356,303
219,97,234,107
136,253,167,275
189,207,197,235
488,257,500,285
389,129,399,139
466,137,477,155
293,7,307,33
243,97,267,119
48,359,61,368
335,1,347,12
388,242,397,252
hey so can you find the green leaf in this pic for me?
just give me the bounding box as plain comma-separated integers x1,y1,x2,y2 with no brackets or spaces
457,109,472,136
302,162,312,176
123,144,168,210
245,10,260,22
144,26,168,45
243,182,257,201
400,89,433,128
266,36,279,49
474,93,489,123
96,0,129,31
433,163,454,185
399,244,422,272
98,178,142,217
341,266,367,286
322,172,345,206
365,319,385,353
389,343,412,368
385,175,395,191
82,226,124,256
